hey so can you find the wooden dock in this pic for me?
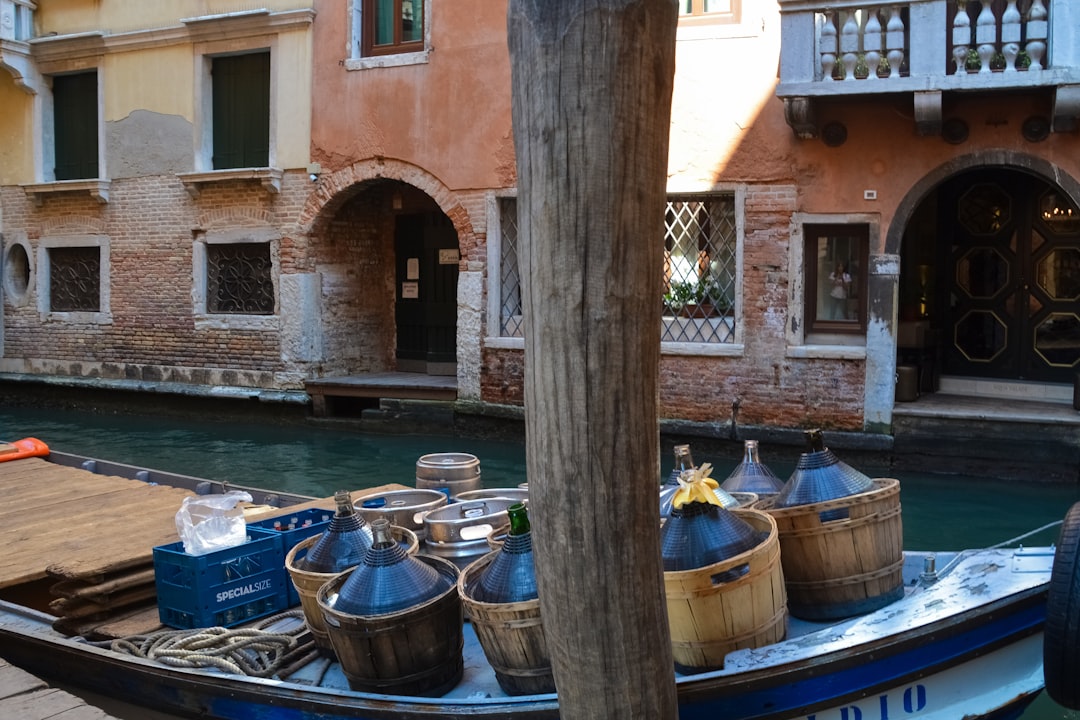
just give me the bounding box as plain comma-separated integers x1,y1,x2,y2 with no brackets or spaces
305,371,457,417
0,656,120,719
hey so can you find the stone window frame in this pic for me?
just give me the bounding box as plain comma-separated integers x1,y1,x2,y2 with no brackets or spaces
192,37,278,174
3,234,35,309
35,234,112,324
345,0,432,71
192,228,280,331
483,187,747,358
787,212,876,358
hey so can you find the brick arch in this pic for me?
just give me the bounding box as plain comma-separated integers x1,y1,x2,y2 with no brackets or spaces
886,151,1080,256
197,207,276,230
299,158,477,251
39,215,106,236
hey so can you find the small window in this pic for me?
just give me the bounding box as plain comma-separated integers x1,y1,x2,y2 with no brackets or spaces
206,242,274,314
49,246,100,312
52,71,98,181
662,195,737,344
361,0,424,57
497,198,523,337
679,0,740,21
805,224,869,334
212,52,270,169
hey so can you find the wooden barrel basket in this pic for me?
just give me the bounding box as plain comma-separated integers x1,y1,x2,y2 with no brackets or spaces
316,554,463,696
284,527,419,656
763,478,904,621
458,551,555,696
663,508,787,674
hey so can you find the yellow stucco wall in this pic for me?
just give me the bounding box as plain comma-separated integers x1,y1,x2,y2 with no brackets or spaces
36,0,311,36
105,45,193,123
272,28,313,169
0,75,33,185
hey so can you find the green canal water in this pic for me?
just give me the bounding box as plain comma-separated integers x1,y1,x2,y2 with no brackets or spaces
2,403,1079,719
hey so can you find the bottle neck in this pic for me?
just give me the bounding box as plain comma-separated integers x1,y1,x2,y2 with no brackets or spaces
507,502,530,536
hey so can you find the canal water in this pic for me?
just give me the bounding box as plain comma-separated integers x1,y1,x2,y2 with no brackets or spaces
2,403,1079,719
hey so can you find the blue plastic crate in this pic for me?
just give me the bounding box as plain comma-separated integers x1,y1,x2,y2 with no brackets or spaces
249,508,333,606
153,526,288,629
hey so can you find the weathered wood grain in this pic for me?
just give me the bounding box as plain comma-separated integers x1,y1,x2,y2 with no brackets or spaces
507,1,680,717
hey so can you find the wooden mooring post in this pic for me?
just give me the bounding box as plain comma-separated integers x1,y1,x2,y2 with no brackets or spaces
507,1,680,718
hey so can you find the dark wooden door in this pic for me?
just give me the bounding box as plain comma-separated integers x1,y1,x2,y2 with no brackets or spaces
394,212,458,370
939,171,1080,383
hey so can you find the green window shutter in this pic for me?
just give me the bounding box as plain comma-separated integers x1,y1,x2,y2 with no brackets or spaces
53,72,98,181
212,52,270,169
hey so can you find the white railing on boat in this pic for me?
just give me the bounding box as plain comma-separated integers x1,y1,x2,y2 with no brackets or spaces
777,0,1080,135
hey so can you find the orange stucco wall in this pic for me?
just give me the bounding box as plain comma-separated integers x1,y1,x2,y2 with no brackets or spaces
310,0,515,193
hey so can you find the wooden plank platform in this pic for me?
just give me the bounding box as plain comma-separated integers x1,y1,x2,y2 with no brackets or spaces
0,457,195,589
0,454,410,639
305,371,456,416
0,657,120,719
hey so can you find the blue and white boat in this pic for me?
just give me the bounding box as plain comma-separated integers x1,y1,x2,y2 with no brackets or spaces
0,448,1078,720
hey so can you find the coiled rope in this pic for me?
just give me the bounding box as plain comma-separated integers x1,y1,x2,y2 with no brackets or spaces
106,609,315,678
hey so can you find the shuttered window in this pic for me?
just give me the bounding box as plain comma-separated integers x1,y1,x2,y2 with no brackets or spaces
52,72,98,181
212,52,270,169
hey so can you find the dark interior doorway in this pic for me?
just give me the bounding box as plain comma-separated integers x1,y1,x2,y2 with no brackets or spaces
394,211,459,375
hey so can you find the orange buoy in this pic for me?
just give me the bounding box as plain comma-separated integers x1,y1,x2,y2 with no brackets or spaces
0,437,50,462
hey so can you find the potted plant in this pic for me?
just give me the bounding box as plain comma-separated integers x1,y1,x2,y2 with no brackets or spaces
664,278,730,318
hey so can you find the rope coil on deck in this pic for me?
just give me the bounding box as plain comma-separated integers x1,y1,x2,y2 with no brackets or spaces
105,609,316,678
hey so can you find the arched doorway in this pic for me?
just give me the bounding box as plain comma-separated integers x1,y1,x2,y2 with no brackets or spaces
901,167,1080,387
310,178,459,378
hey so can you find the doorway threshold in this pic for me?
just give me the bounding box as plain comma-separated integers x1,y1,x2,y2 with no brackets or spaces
936,376,1071,404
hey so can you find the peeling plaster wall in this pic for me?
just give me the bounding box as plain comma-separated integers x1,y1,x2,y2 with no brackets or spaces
107,111,194,178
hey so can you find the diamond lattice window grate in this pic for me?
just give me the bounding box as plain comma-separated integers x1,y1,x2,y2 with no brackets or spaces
498,194,736,343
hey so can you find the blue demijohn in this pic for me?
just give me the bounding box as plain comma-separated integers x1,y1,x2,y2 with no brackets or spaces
332,517,453,615
721,439,785,496
772,428,873,509
298,490,373,573
473,502,537,604
660,463,766,576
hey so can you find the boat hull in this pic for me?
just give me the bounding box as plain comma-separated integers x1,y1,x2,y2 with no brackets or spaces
0,582,1049,720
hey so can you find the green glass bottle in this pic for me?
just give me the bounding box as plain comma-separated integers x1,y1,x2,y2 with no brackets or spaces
474,502,537,603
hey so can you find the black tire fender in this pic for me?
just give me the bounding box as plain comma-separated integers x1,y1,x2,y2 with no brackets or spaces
1044,501,1080,710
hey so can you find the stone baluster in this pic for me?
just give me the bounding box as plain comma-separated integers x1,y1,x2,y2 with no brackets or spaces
952,2,971,74
1000,1,1020,71
885,5,905,79
840,10,860,81
864,9,883,79
820,10,838,81
974,0,995,74
1025,0,1048,71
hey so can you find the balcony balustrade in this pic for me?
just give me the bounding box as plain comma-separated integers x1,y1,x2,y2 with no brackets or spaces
1,0,33,42
0,0,36,91
777,0,1080,137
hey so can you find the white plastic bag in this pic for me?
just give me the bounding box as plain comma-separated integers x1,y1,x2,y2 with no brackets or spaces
175,490,254,556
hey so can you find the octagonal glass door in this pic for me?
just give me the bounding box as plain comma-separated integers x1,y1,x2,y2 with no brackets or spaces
939,171,1080,383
